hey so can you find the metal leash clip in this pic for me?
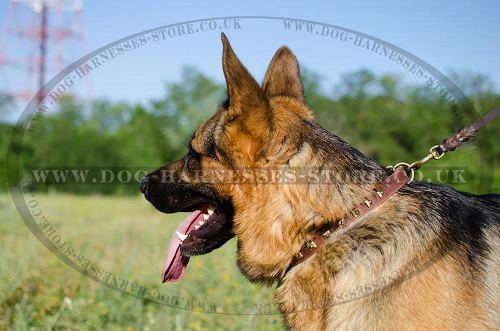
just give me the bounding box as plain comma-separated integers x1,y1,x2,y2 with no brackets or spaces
388,144,447,184
408,145,445,171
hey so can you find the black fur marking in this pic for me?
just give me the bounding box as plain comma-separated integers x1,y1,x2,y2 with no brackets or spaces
222,98,230,110
411,183,499,274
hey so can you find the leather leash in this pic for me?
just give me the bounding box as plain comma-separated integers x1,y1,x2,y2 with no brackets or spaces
290,107,500,268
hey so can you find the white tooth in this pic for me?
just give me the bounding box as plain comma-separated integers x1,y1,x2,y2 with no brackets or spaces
176,231,188,241
195,225,200,230
207,208,214,215
199,221,205,225
203,214,209,221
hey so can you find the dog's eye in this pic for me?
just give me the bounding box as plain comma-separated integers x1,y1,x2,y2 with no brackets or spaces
185,147,199,172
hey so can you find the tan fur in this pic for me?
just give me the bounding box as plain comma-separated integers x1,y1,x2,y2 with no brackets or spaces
149,34,499,330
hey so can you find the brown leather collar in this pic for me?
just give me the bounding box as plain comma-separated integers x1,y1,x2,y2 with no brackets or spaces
290,166,410,267
290,107,499,269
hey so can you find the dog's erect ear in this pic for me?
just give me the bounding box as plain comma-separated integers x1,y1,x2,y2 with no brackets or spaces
262,46,304,102
221,33,266,112
221,33,270,163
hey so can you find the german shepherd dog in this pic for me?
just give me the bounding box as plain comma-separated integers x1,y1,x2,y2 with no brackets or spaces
141,34,499,330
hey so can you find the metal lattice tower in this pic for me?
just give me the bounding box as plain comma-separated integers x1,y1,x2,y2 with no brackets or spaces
0,0,90,113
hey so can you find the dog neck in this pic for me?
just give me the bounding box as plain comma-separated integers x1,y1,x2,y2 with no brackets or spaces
233,125,389,283
296,123,388,220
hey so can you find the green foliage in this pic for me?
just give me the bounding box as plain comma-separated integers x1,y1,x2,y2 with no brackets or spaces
1,67,499,194
303,68,499,193
150,66,225,161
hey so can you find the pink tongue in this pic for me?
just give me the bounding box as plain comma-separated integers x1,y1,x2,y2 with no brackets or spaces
162,210,203,282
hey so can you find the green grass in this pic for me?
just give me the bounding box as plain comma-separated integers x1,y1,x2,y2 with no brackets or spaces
0,193,283,330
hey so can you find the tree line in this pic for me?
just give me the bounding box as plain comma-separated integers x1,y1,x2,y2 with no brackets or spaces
1,67,499,194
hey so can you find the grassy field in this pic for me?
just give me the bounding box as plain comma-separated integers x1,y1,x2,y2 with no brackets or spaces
0,193,283,330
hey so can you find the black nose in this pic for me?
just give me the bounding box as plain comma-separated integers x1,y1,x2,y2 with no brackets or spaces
140,176,148,194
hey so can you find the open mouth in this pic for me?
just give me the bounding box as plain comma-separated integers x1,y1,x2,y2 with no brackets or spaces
162,202,233,282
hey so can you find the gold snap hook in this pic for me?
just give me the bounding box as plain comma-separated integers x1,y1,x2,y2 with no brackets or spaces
408,145,446,171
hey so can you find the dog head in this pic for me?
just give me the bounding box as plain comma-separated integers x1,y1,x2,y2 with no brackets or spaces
141,33,345,282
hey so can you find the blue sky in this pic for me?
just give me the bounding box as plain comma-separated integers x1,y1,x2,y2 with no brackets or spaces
1,0,499,105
